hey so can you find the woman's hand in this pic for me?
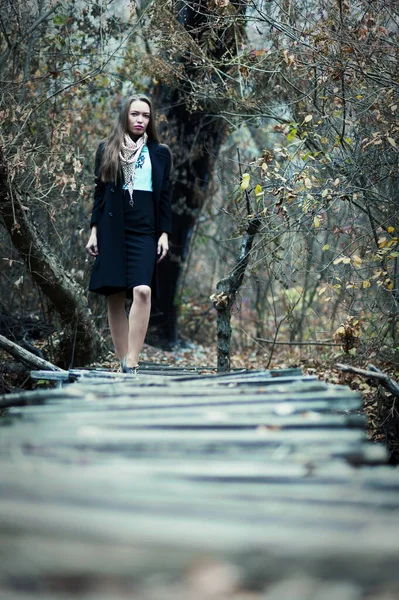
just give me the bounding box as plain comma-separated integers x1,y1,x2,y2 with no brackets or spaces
157,232,169,263
86,226,99,257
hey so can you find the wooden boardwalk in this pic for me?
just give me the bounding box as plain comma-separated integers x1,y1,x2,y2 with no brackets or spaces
1,364,399,599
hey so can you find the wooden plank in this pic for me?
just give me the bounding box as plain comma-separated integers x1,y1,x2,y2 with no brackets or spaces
7,391,364,427
52,414,366,430
1,416,367,445
0,431,372,470
80,382,354,403
173,367,305,381
2,474,399,534
90,382,355,400
2,455,397,491
27,391,365,410
1,496,399,563
1,458,395,509
177,374,318,386
0,527,397,599
17,398,362,422
29,366,309,381
1,380,361,410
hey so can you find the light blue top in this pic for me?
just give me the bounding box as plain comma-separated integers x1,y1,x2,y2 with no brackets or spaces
122,144,153,192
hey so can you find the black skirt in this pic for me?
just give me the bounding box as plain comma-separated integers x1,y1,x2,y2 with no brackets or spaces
123,190,157,292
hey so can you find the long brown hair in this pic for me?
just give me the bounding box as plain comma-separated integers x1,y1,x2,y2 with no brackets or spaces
99,95,160,183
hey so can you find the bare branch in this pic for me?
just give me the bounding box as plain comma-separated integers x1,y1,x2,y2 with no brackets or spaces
336,363,399,396
0,334,64,372
25,1,62,38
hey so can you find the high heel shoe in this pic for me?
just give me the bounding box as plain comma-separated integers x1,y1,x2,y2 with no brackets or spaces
120,356,139,377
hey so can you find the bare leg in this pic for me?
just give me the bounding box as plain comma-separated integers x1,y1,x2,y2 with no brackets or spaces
107,291,128,360
126,285,151,367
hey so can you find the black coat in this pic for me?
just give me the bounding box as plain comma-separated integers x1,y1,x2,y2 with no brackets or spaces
88,139,172,296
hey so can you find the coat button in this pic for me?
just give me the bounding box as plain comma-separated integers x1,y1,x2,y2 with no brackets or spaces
110,188,115,193
109,212,113,217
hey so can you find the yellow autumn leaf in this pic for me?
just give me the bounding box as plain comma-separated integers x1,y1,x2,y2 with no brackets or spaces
254,184,263,196
261,162,268,171
322,244,330,251
387,137,397,148
314,215,321,228
333,178,340,186
304,115,313,123
304,178,312,188
362,280,371,289
352,255,362,266
387,226,395,234
378,237,387,248
318,287,327,295
342,257,351,264
321,189,328,198
333,257,344,265
241,173,250,190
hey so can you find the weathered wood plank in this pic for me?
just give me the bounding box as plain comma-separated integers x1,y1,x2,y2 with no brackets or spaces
178,374,318,386
1,459,395,511
0,525,398,599
1,380,360,410
11,396,362,417
0,432,376,470
2,476,399,534
1,418,367,445
1,496,399,564
6,395,364,428
2,457,397,495
29,367,314,387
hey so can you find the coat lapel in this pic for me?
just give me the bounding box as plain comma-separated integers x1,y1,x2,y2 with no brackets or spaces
148,140,162,205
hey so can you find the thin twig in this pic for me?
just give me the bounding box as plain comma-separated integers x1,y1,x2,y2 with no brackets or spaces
257,338,341,347
26,2,62,37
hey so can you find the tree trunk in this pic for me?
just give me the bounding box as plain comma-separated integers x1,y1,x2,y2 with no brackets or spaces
148,0,247,347
0,145,104,368
149,97,228,346
212,219,261,371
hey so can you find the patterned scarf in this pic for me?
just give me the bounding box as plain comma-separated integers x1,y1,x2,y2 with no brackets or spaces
119,132,148,207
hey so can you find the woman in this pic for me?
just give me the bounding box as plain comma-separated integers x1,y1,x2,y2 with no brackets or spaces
86,95,172,375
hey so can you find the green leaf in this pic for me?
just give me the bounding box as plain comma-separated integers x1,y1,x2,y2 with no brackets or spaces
53,14,67,26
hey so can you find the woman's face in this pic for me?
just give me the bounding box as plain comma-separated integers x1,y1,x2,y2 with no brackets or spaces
127,100,151,138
